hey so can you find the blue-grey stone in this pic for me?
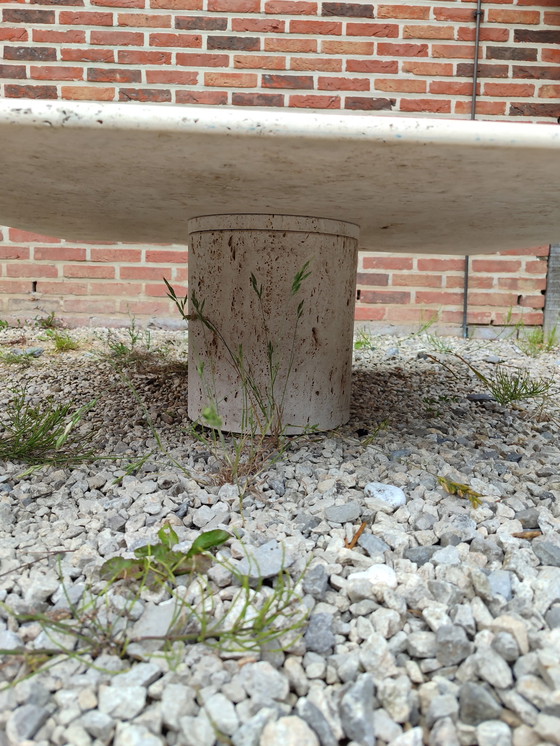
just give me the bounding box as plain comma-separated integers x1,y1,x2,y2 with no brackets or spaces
304,613,336,655
488,570,513,600
296,698,337,746
236,540,295,580
339,674,376,746
303,564,329,599
459,683,502,725
324,502,362,524
533,539,560,568
436,625,473,666
404,545,437,566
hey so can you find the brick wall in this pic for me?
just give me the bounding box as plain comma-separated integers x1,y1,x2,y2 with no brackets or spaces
1,0,558,331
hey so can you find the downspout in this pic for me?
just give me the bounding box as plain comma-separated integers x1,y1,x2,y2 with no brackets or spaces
462,0,483,338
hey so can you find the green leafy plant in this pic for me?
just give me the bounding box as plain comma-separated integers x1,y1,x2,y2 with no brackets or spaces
0,386,98,466
41,329,80,353
0,319,8,331
0,350,35,366
103,318,155,367
34,311,60,330
100,524,231,588
455,354,553,405
518,326,558,357
354,327,375,351
0,531,308,685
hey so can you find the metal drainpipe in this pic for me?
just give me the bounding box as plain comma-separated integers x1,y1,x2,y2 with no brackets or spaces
462,0,484,338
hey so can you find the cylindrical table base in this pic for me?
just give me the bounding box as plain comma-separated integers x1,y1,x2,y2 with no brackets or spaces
187,214,359,434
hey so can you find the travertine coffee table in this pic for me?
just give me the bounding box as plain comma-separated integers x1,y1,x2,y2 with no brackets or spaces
1,100,559,432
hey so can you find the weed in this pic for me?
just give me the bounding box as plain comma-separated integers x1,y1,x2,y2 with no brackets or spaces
424,334,454,355
0,319,8,331
0,385,98,466
518,326,558,357
0,350,35,366
34,311,60,330
0,528,308,685
455,354,553,406
103,318,155,367
436,475,483,508
354,328,375,351
41,329,80,353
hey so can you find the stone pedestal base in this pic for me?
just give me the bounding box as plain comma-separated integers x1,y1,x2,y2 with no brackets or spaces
187,215,359,433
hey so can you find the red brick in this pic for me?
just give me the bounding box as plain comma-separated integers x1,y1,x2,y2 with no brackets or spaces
468,292,520,307
232,18,285,33
446,275,493,289
208,36,260,51
354,306,386,321
434,7,478,22
0,246,29,260
498,277,547,291
265,38,317,53
263,74,314,89
6,84,58,98
430,81,475,95
176,15,227,30
432,45,476,60
235,54,286,70
319,76,369,91
0,28,28,43
95,282,139,295
265,1,317,14
119,12,171,26
393,273,443,287
33,29,86,43
361,290,411,304
540,85,560,98
119,50,171,64
484,82,535,97
418,258,466,272
39,281,89,295
7,264,59,278
487,8,541,23
120,300,172,315
525,261,548,274
290,94,340,108
544,12,560,24
323,3,374,18
541,46,559,62
345,97,395,110
149,33,202,47
290,20,342,35
177,90,228,104
5,46,56,62
3,8,55,23
91,248,142,262
0,65,26,79
146,70,197,84
457,27,510,43
0,280,32,294
377,43,428,57
63,265,115,279
356,273,389,286
91,31,144,45
519,295,545,308
376,78,427,93
378,5,430,20
292,57,342,72
232,92,284,106
150,0,202,7
92,0,144,5
176,53,229,67
145,250,188,263
9,229,61,243
205,72,257,87
347,23,399,37
322,41,374,55
62,86,116,100
471,259,522,273
120,266,171,280
415,291,464,305
400,99,451,113
35,246,86,261
59,10,113,24
455,101,506,116
404,24,455,40
88,68,141,83
403,61,454,76
346,59,398,74
145,283,187,297
62,48,115,63
385,307,433,322
119,88,172,102
363,256,413,270
208,0,259,9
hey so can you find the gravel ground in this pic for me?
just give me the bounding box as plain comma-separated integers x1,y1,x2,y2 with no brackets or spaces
1,325,560,746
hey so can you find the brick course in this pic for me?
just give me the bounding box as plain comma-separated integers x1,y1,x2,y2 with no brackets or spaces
0,0,556,330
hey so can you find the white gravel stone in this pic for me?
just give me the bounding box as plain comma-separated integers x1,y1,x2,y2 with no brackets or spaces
260,716,319,746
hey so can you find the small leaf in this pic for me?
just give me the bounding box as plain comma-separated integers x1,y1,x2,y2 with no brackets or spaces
100,557,140,582
158,523,179,549
186,529,231,558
